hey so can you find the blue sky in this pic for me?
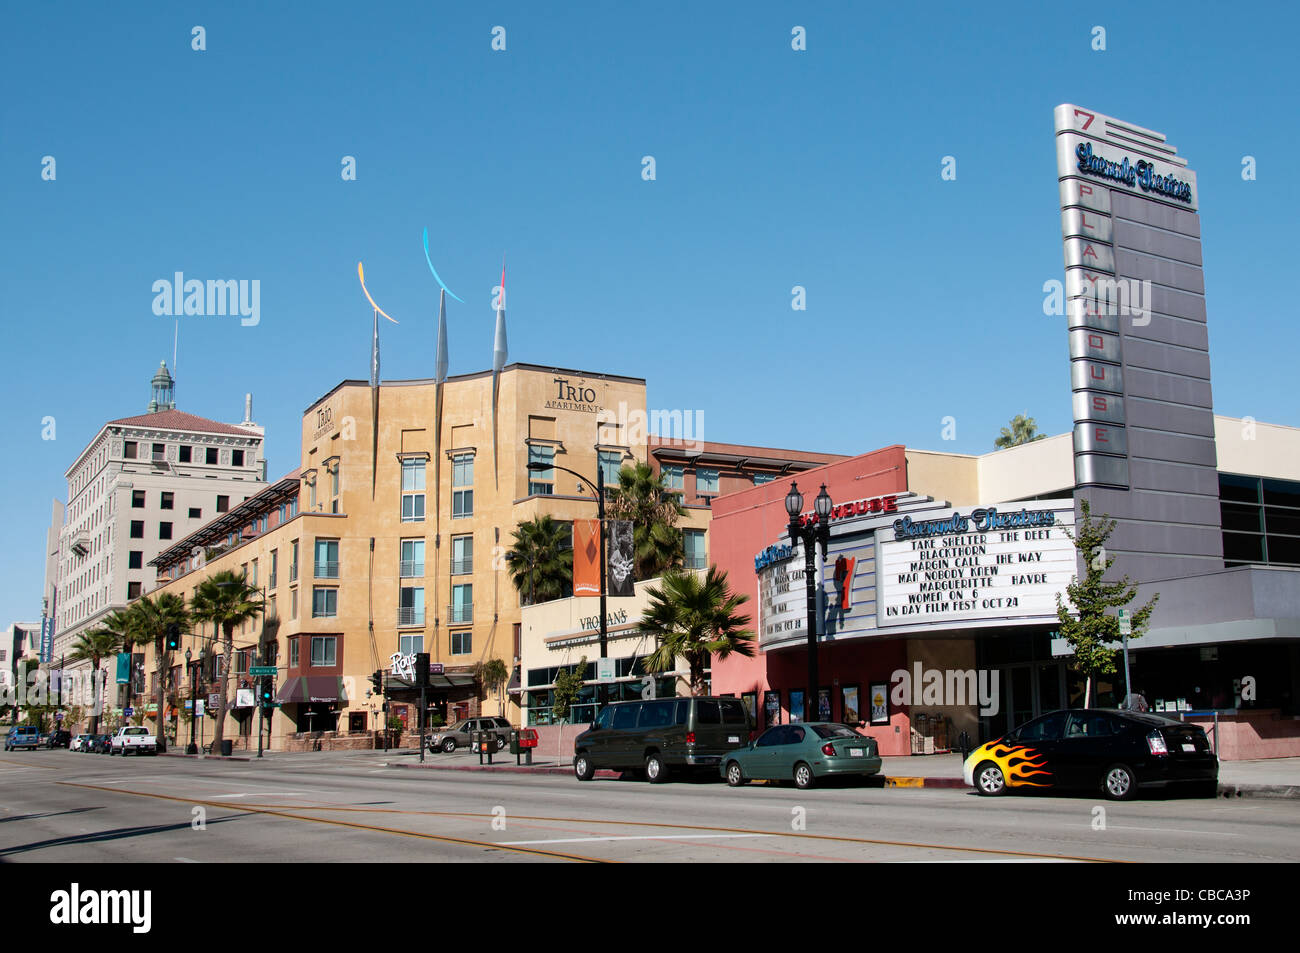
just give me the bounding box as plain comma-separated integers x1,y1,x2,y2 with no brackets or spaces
2,2,1296,625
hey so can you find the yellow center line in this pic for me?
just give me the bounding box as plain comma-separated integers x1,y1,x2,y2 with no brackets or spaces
54,781,608,864
148,797,1124,863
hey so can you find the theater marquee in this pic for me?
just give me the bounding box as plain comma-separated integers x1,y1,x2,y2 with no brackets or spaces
876,501,1076,629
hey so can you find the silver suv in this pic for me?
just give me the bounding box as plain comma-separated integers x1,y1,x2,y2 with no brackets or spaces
428,716,513,753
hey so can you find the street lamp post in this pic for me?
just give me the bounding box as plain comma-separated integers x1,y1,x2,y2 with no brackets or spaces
526,457,615,708
785,482,833,723
185,648,198,754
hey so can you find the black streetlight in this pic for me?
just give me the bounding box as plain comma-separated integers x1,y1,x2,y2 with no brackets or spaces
526,455,620,709
185,648,198,754
785,482,833,722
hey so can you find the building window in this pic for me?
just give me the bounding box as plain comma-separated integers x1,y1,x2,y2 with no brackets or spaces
127,581,142,600
399,634,423,656
400,539,425,577
684,529,707,569
451,535,473,575
179,445,192,463
663,465,684,493
310,636,337,667
217,495,229,513
399,587,425,626
289,636,299,667
1221,474,1300,567
752,473,776,486
314,539,339,578
401,459,426,522
160,492,174,510
130,520,144,539
451,583,472,624
188,507,201,519
528,446,554,495
131,490,145,508
128,551,143,569
599,450,623,487
290,540,299,582
152,443,165,462
452,454,473,518
206,447,219,465
249,558,258,587
269,549,278,588
124,441,138,459
451,631,472,656
312,588,337,618
232,449,245,467
267,594,276,620
159,522,172,540
697,468,720,494
290,588,298,620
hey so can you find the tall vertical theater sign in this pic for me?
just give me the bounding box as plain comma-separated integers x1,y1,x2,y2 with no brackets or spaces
1055,106,1222,583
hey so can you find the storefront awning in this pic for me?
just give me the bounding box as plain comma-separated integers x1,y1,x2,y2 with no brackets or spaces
386,673,476,692
276,676,349,705
507,668,521,695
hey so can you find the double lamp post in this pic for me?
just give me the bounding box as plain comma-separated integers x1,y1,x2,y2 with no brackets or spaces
784,481,833,723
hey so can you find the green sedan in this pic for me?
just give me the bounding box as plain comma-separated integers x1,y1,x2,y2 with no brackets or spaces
720,722,883,789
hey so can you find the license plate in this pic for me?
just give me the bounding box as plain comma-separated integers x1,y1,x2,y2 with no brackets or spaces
728,736,740,744
1181,743,1196,752
849,748,864,757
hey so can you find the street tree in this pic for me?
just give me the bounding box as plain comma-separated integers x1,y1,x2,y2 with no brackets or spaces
189,571,264,755
130,592,190,751
68,627,124,734
505,515,574,605
1055,500,1159,705
641,567,755,696
994,413,1047,449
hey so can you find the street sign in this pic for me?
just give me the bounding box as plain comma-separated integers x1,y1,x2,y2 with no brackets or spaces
1118,608,1132,635
430,663,444,674
596,658,616,683
208,693,220,710
124,707,134,717
250,666,277,676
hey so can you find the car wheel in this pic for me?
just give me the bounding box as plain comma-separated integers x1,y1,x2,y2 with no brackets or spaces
574,753,595,781
645,752,669,784
794,762,815,790
725,761,747,787
1103,763,1137,801
975,761,1007,796
441,739,456,754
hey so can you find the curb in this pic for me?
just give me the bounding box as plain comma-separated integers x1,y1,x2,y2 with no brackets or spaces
1217,783,1300,800
159,752,251,762
884,776,969,789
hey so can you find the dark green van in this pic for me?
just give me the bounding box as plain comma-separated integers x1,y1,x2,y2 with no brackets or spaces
573,697,753,783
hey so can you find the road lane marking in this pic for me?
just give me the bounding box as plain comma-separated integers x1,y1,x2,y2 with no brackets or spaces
499,833,772,846
55,782,608,863
208,793,312,799
1108,826,1236,836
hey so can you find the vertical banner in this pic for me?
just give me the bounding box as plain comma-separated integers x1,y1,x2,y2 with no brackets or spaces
39,619,53,664
573,519,602,597
116,652,132,685
607,520,635,597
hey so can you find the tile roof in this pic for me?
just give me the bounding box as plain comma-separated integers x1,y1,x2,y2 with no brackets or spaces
106,409,260,437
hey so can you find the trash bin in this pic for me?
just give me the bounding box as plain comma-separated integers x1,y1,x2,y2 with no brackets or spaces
220,739,233,757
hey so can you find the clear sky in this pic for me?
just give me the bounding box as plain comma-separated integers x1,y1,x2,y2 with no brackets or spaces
2,2,1296,626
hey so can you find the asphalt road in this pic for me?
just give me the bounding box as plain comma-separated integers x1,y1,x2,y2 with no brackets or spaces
2,747,1298,863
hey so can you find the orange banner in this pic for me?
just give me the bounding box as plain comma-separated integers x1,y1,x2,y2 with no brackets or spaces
573,519,602,597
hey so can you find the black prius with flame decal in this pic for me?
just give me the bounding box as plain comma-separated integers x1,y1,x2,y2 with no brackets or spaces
964,709,1218,801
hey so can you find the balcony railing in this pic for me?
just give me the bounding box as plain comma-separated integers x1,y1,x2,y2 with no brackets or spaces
399,560,424,578
448,603,473,624
450,558,473,575
397,607,426,627
314,561,339,579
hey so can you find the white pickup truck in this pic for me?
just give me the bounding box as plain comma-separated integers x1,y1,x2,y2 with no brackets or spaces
110,726,158,756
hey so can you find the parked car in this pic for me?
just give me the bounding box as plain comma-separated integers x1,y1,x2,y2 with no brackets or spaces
3,726,41,751
46,729,72,749
428,717,513,753
720,722,883,789
70,734,94,752
110,726,158,756
91,734,114,754
964,708,1218,801
573,696,753,783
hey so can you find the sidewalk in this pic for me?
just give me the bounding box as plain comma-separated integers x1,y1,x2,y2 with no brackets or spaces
381,748,1300,797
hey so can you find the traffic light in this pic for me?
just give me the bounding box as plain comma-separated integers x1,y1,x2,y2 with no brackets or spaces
370,670,383,694
165,624,181,652
260,677,275,710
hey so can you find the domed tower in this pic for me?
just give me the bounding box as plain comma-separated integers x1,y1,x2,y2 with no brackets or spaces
148,361,175,413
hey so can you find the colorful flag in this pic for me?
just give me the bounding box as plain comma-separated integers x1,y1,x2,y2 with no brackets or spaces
573,519,602,597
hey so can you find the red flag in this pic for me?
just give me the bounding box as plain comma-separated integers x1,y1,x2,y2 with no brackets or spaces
573,519,601,597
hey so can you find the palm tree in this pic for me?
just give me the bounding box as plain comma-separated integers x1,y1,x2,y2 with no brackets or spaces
994,413,1047,449
189,571,264,755
130,593,189,751
97,607,140,717
505,516,574,605
68,628,124,735
607,461,687,579
640,567,755,696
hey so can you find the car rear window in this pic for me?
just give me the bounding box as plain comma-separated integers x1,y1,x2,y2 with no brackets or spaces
637,700,675,728
124,728,148,735
696,700,721,724
812,724,862,739
719,699,748,725
612,704,641,730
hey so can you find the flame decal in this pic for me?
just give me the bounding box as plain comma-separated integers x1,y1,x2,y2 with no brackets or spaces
969,741,1054,788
